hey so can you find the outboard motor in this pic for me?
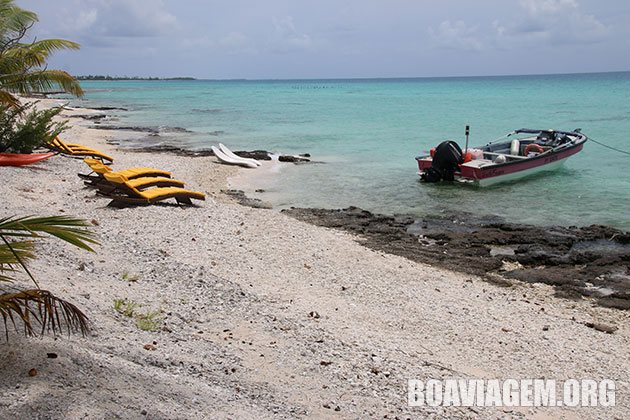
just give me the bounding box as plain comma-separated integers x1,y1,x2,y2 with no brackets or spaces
421,140,463,182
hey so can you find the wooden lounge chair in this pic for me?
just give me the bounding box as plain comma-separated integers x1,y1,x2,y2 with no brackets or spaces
79,158,172,186
101,173,205,206
47,137,114,163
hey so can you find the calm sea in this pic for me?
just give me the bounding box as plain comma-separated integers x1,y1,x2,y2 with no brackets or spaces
75,73,630,230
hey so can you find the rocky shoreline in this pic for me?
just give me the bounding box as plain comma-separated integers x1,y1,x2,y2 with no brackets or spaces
283,206,630,310
65,103,630,311
68,109,311,163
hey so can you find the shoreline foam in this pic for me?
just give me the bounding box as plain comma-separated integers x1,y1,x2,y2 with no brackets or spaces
0,98,627,418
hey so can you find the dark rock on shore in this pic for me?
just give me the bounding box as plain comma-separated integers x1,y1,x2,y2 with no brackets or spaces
92,125,159,133
223,190,272,209
119,144,280,161
283,206,630,310
85,106,128,111
93,124,193,134
234,150,272,161
279,155,311,163
159,126,193,133
71,114,108,121
128,145,215,157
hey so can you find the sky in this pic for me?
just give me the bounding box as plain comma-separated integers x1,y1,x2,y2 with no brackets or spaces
17,0,630,79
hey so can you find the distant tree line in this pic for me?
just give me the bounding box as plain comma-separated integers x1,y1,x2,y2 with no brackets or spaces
77,75,196,81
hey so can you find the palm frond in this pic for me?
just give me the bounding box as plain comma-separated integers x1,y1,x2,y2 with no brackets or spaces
0,265,19,282
28,38,80,59
0,88,19,108
0,239,34,273
0,0,37,40
3,40,80,69
0,215,98,252
0,53,30,75
1,69,84,97
0,288,89,338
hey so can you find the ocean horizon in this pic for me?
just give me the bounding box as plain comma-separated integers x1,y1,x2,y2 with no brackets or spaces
70,71,630,230
79,69,630,82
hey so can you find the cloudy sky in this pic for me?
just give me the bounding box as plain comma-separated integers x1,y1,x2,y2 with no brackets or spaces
18,0,630,79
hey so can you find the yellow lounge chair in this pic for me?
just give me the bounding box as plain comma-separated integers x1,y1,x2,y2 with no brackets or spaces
49,137,104,154
79,158,172,185
47,137,114,163
97,172,185,196
102,173,205,206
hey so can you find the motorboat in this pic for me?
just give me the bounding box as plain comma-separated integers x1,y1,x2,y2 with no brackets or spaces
416,128,587,186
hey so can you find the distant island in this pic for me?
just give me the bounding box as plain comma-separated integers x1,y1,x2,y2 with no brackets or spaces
77,75,196,81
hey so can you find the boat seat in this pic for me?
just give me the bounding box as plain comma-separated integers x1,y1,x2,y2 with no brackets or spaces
482,151,528,160
461,159,494,168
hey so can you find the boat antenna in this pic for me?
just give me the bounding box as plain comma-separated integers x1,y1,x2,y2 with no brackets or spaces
464,125,470,155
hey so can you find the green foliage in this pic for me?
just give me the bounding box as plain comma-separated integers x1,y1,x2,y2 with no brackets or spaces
135,311,162,332
0,215,97,256
121,271,140,283
0,0,83,108
113,298,162,332
113,298,138,317
0,215,97,337
0,102,67,152
76,75,195,81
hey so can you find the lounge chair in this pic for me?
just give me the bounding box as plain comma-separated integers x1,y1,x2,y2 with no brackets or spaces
97,172,185,196
101,173,205,206
49,137,106,154
47,137,114,163
79,158,172,186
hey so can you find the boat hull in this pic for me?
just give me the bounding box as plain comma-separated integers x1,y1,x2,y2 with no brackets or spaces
462,141,584,186
469,155,568,186
0,152,55,166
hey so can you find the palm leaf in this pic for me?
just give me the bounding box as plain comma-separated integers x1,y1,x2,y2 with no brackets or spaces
1,69,84,97
0,0,37,40
0,288,89,338
0,239,34,274
0,89,19,108
0,215,98,252
0,1,83,108
27,39,81,61
3,40,80,69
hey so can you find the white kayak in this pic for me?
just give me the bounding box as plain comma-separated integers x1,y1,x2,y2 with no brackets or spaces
211,145,258,168
219,143,262,166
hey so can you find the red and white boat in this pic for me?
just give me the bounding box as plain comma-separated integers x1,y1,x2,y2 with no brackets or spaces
416,128,587,186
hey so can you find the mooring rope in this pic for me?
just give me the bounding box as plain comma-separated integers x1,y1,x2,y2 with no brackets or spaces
588,136,630,156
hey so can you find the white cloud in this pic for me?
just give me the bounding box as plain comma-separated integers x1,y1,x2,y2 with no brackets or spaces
270,16,313,53
497,0,608,45
520,0,577,15
429,20,483,51
75,9,98,32
58,0,178,43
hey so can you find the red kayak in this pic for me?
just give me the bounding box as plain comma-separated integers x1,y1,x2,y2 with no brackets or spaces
0,152,55,166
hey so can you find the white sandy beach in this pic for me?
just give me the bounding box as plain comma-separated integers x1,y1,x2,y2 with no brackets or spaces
0,99,628,419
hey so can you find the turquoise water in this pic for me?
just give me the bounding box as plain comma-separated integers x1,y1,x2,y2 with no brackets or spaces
76,73,630,229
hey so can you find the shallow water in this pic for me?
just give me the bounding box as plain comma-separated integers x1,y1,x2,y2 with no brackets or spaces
75,72,630,230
